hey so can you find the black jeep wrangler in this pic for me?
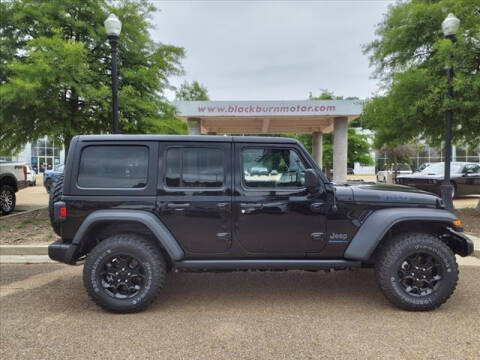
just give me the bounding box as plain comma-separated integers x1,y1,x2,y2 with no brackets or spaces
48,135,473,313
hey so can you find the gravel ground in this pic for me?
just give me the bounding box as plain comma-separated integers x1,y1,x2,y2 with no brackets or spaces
0,209,57,245
1,264,479,359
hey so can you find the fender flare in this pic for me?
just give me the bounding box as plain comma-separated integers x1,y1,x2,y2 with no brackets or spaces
72,209,184,261
344,207,457,261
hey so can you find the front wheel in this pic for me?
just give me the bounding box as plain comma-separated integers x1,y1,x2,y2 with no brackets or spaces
375,232,458,311
83,234,167,313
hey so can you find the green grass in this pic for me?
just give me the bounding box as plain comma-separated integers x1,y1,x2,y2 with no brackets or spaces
16,217,47,229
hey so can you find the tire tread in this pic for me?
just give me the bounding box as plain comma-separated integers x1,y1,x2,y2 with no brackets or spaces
83,233,166,313
375,232,458,311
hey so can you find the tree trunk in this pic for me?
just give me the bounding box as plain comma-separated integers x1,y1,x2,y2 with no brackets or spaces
476,199,480,214
64,133,72,164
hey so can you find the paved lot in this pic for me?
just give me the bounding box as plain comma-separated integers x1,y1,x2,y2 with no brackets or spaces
14,175,48,212
1,264,479,359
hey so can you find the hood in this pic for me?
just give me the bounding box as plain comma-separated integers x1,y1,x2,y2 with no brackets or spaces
341,183,441,207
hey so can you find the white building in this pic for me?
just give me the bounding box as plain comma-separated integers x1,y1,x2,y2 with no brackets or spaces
1,136,65,173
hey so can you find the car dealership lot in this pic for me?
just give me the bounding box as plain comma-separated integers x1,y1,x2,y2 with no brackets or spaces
1,263,479,359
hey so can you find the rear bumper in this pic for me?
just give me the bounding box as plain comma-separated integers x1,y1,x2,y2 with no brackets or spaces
48,240,77,264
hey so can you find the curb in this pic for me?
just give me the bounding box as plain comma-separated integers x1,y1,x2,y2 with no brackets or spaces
0,207,48,220
0,255,54,264
0,244,49,256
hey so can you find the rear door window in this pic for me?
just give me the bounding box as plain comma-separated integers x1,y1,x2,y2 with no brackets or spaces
165,147,224,188
78,146,148,188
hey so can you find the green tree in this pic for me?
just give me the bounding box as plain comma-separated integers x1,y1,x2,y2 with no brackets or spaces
175,81,210,101
292,90,373,169
0,0,186,156
362,0,480,148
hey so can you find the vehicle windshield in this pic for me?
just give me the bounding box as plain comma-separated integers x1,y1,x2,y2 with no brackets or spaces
54,164,64,172
420,163,464,174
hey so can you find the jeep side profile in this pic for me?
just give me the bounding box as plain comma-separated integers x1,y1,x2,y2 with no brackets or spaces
48,135,474,313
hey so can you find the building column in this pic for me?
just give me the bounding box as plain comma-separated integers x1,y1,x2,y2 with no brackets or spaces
187,117,201,135
312,131,323,169
333,117,348,183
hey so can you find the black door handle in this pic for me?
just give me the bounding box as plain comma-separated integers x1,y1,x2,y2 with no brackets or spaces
240,203,262,209
311,232,325,241
240,203,263,214
216,232,231,241
310,202,324,212
167,203,191,209
216,202,230,211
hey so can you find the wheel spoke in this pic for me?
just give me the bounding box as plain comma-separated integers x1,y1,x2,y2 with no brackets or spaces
397,251,444,297
98,253,145,299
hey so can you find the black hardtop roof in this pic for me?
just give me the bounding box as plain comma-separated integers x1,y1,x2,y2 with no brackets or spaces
75,134,298,144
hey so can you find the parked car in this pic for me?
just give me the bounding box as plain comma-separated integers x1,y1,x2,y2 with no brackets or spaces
376,163,412,183
47,135,473,313
249,166,269,176
416,162,430,172
44,164,64,193
347,167,354,175
396,162,480,198
0,161,28,215
26,165,36,186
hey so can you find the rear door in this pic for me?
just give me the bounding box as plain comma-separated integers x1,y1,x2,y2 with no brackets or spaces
156,142,232,256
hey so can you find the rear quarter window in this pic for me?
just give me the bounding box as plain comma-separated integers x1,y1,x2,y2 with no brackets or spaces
78,146,148,188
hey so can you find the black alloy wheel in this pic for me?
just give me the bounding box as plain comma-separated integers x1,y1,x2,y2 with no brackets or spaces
0,185,16,215
83,234,166,313
375,232,458,311
397,252,443,297
98,254,146,299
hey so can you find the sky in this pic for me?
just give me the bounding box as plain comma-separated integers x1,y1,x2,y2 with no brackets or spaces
151,0,396,101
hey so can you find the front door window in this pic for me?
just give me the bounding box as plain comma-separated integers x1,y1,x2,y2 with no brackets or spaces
242,148,306,188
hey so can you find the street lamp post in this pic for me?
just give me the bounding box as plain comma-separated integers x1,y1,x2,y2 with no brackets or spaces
440,13,460,212
104,14,122,134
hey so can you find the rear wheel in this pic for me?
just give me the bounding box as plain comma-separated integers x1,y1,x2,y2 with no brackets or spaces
0,185,16,215
83,234,167,313
375,232,458,311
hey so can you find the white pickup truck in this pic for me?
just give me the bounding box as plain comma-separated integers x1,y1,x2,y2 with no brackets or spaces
0,161,28,215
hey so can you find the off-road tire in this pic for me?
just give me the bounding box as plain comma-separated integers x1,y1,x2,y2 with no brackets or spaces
0,185,16,216
83,234,167,313
45,178,53,193
48,174,64,236
375,232,458,311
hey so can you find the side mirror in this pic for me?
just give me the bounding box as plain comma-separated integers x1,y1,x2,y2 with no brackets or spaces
304,169,320,192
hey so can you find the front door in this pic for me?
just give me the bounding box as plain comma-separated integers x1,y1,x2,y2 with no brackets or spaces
233,143,328,257
457,164,480,195
156,142,232,256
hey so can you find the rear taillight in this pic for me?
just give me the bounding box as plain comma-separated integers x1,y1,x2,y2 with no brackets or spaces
59,206,67,218
23,165,27,181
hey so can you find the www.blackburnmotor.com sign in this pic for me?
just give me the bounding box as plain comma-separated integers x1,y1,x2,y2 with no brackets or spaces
173,100,363,117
